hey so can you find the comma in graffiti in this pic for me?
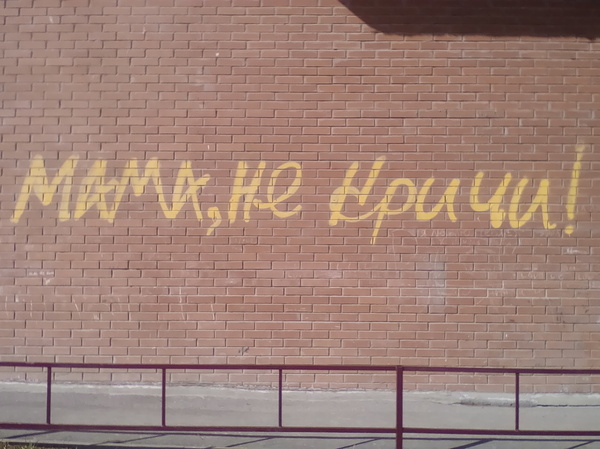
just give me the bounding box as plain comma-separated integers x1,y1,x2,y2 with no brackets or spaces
10,147,584,242
10,156,303,235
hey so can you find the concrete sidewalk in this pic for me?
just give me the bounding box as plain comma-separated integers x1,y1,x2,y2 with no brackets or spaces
1,382,600,448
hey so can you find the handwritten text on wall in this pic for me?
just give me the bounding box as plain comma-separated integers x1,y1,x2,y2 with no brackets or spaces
11,146,585,242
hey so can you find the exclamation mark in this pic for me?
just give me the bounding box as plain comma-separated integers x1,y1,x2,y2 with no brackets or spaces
565,145,585,235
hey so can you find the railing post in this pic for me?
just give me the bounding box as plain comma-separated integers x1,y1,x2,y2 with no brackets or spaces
278,368,283,428
515,372,520,431
46,366,52,425
396,366,404,449
161,368,167,427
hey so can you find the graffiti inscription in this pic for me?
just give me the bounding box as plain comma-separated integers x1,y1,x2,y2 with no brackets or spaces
11,146,585,242
11,159,303,236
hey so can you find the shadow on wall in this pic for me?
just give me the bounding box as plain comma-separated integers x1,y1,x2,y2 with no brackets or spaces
338,0,600,39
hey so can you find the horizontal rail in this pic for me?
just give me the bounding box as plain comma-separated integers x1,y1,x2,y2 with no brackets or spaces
2,362,600,449
0,423,395,434
2,361,600,375
1,423,599,437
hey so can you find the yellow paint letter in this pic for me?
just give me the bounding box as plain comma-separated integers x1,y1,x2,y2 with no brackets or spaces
159,161,211,220
416,178,460,221
74,160,111,220
228,162,266,223
470,172,512,228
11,155,79,223
370,178,417,243
565,145,585,235
509,178,556,230
329,157,386,225
258,162,302,218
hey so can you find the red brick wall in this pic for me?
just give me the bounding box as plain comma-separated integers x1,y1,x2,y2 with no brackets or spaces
1,0,599,390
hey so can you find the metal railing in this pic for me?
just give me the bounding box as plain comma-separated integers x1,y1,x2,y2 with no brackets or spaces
1,362,600,449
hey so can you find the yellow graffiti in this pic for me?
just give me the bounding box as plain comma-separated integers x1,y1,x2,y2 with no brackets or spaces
228,161,266,223
328,159,465,243
371,178,417,241
264,162,303,218
12,155,78,222
329,157,387,225
565,145,586,235
416,178,460,222
508,178,555,230
228,161,303,223
470,172,512,228
10,147,585,241
11,157,302,234
329,147,584,242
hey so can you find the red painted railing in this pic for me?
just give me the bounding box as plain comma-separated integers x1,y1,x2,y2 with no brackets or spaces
1,362,600,449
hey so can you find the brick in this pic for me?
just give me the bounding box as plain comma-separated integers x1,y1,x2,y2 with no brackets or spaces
1,0,599,392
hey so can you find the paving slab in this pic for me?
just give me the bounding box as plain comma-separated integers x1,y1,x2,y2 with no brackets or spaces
1,382,600,449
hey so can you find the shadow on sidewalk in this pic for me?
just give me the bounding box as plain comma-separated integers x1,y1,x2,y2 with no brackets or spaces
3,429,600,449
